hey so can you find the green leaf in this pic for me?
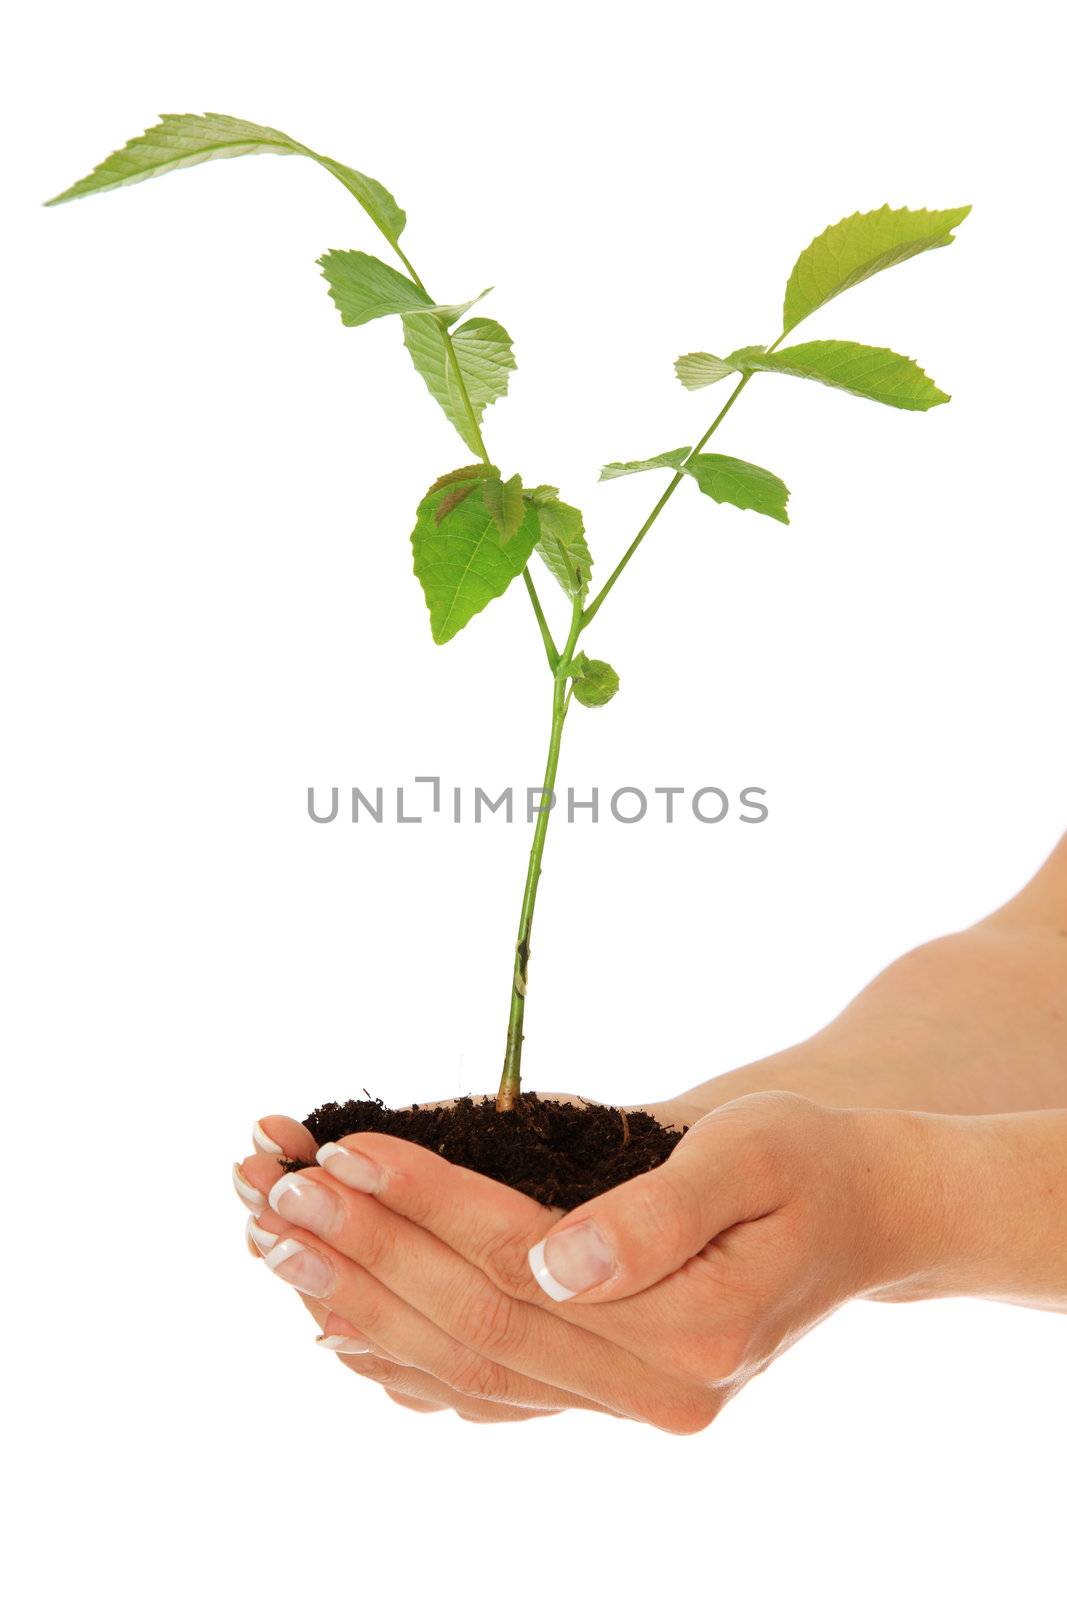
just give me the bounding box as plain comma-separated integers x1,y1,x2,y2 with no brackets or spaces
531,493,593,598
319,250,432,325
725,344,768,367
599,447,788,522
674,352,736,391
319,250,485,329
402,315,516,454
428,463,498,494
683,454,790,524
44,113,407,246
412,483,540,644
599,448,690,480
783,204,971,333
730,340,949,410
483,474,526,543
571,654,620,707
525,484,560,506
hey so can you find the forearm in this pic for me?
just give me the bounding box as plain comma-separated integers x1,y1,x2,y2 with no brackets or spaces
669,836,1067,1119
864,1106,1067,1312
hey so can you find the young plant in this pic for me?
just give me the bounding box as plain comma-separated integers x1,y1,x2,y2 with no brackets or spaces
48,116,970,1114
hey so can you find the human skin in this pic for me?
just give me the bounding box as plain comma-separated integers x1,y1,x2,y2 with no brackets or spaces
233,833,1067,1427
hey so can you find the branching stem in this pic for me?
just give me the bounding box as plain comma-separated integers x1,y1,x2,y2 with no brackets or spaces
400,209,783,1108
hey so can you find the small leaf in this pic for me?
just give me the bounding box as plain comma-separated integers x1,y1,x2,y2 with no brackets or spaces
683,455,790,524
599,448,690,480
428,463,498,494
483,474,526,543
412,485,540,644
725,344,768,367
525,484,560,505
403,315,516,454
674,353,736,391
730,340,949,410
530,492,593,598
783,204,971,333
45,113,407,246
571,654,620,707
319,250,486,329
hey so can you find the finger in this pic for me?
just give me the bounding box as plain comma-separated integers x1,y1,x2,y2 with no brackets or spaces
524,1097,789,1304
233,1118,316,1216
343,1354,558,1423
253,1116,318,1164
233,1150,291,1224
262,1167,699,1428
312,1312,560,1423
314,1131,558,1304
341,1354,562,1421
384,1389,448,1415
254,1203,612,1416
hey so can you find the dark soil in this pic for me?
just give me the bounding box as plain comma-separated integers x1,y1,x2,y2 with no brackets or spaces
287,1093,686,1210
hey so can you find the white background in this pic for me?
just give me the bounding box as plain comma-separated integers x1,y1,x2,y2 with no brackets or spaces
3,3,1064,1595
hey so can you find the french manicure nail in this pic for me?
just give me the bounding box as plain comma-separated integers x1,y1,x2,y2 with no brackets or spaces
232,1162,265,1216
528,1222,614,1301
262,1238,334,1298
247,1217,279,1253
268,1172,342,1237
253,1121,284,1157
316,1333,372,1354
316,1142,384,1195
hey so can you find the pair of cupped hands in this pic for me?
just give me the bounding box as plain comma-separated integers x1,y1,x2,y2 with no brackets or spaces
233,1086,932,1431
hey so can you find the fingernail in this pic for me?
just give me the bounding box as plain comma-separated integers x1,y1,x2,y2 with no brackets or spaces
316,1333,372,1354
253,1121,284,1157
262,1238,334,1298
316,1142,384,1195
268,1172,343,1237
232,1162,265,1216
528,1222,614,1301
247,1217,279,1254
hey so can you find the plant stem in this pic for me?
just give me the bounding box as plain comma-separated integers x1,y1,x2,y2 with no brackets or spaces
523,569,560,670
496,597,584,1110
582,331,788,628
398,189,784,1104
582,373,751,627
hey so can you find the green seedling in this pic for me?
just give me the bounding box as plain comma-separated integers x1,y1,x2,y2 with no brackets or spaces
48,116,970,1111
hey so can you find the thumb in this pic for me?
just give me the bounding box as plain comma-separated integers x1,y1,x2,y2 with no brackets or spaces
527,1096,789,1304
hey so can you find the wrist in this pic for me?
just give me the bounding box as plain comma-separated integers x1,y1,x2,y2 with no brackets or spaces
853,1107,1067,1308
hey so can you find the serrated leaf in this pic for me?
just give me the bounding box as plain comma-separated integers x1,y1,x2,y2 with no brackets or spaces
674,353,736,391
319,251,484,329
483,474,526,543
318,250,430,324
599,448,691,480
45,113,407,246
428,463,499,494
412,485,540,644
531,494,593,598
783,204,971,333
402,315,516,454
730,340,948,411
683,455,790,524
571,654,620,707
